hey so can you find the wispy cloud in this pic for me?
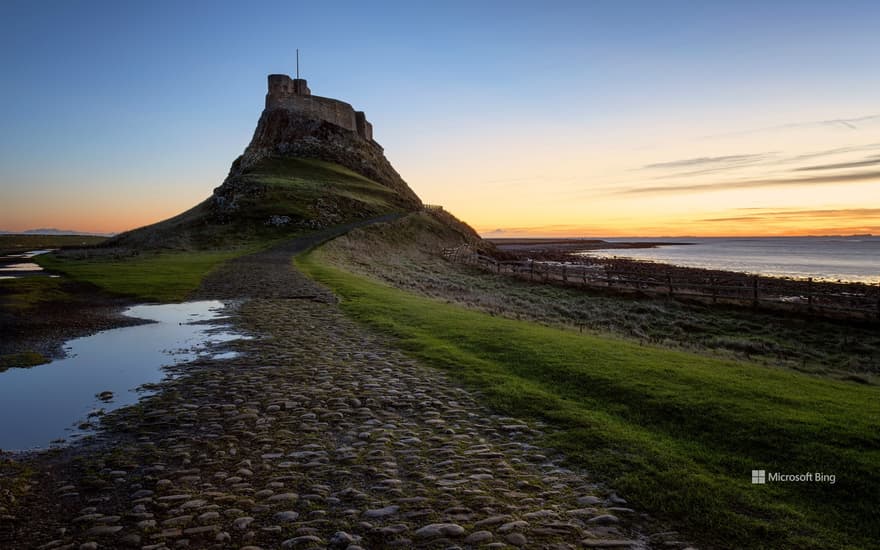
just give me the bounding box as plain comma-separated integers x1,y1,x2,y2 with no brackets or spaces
700,208,880,223
641,153,773,170
639,145,880,182
793,155,880,172
616,169,880,195
701,114,880,140
786,143,880,163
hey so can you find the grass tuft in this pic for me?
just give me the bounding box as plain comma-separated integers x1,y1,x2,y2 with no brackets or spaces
35,248,257,302
0,351,48,372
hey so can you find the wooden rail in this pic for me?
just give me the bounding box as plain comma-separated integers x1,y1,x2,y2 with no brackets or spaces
443,245,880,320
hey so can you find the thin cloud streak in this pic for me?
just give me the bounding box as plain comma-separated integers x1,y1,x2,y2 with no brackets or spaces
640,146,880,182
786,143,880,163
700,114,880,140
793,156,880,172
641,153,773,170
700,208,880,222
616,169,880,195
651,157,779,180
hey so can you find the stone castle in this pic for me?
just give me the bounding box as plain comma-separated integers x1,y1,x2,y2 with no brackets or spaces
266,74,374,141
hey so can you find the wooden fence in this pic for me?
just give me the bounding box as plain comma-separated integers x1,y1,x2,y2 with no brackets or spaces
444,245,880,320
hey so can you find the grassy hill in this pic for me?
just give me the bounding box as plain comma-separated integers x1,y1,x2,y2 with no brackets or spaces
106,157,418,251
34,157,424,301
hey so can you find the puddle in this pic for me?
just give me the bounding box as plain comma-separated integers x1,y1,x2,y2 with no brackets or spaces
0,263,45,271
0,249,53,278
0,300,246,451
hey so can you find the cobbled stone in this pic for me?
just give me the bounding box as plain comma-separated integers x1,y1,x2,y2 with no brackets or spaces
414,523,466,539
11,235,680,550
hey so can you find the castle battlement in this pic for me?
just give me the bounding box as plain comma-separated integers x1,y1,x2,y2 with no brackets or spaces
265,74,373,141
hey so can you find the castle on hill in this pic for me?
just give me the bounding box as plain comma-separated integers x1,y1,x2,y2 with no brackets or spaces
266,74,374,141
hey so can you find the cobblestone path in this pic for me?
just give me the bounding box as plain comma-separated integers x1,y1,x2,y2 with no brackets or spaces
6,226,693,550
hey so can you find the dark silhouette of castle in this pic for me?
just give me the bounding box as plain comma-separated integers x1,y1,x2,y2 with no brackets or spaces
266,75,373,141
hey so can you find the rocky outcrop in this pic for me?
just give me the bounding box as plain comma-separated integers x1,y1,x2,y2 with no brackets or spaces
221,108,422,209
105,80,424,250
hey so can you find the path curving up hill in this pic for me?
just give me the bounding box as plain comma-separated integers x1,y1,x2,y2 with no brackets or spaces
193,214,404,302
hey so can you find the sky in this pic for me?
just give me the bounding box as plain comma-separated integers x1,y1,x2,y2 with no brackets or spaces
1,0,879,237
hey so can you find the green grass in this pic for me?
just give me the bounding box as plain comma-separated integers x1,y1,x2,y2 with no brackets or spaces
0,234,107,255
317,213,880,379
0,351,48,372
0,277,70,311
250,157,393,189
242,157,403,214
298,249,880,550
105,157,414,251
36,248,256,302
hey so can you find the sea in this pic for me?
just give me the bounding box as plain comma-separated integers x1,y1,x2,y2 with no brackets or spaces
580,236,880,284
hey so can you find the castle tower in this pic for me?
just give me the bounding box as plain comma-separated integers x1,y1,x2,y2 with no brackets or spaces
267,74,310,98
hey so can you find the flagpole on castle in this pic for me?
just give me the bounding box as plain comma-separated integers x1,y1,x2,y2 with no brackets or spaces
296,49,300,79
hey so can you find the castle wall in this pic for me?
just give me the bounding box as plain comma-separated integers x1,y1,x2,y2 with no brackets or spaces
265,74,373,140
268,95,358,133
355,111,373,141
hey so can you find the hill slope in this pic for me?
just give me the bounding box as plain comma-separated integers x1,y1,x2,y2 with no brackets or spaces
108,104,423,250
109,157,417,250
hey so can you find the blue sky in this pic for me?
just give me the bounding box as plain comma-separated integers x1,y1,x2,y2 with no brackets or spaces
1,0,878,234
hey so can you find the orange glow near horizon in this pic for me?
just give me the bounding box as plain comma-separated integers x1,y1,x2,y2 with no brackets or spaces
1,185,210,235
399,113,880,239
3,2,880,240
4,112,880,237
1,208,187,236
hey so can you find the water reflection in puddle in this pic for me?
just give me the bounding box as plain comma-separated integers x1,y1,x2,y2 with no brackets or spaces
0,263,45,271
0,300,246,451
0,249,53,278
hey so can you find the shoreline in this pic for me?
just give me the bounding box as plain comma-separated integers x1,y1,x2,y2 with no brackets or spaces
481,240,879,322
490,237,878,287
487,237,692,253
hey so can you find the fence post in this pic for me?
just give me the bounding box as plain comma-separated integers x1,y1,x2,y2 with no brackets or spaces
605,266,611,287
667,271,673,296
807,277,814,311
583,266,587,286
530,260,535,281
562,264,567,283
752,276,759,307
711,276,717,303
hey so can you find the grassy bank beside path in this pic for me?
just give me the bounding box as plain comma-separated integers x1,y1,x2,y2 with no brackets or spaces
297,249,880,550
36,247,259,302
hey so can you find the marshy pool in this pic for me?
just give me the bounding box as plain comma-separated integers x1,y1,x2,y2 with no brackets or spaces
0,249,55,279
0,300,246,451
